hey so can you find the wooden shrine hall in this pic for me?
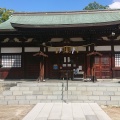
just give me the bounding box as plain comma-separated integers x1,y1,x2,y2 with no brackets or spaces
0,9,120,80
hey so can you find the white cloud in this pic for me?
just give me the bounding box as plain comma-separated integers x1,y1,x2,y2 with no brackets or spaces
113,0,120,2
109,2,120,9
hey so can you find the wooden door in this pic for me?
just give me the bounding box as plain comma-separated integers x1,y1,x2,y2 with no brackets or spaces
48,53,85,79
25,53,39,79
94,56,111,79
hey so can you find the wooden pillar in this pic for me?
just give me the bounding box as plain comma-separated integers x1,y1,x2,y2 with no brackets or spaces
90,44,95,82
87,44,95,77
39,46,45,81
33,48,48,82
22,42,25,79
90,44,94,52
90,43,95,66
39,60,44,81
111,40,114,78
86,46,90,77
44,47,49,79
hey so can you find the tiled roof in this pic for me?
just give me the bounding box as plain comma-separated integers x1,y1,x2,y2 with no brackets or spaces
0,9,120,30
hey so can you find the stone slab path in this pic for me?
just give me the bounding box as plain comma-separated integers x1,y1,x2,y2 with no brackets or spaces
22,103,112,120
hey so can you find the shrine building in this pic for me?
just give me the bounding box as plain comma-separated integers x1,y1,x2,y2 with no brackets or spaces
0,9,120,80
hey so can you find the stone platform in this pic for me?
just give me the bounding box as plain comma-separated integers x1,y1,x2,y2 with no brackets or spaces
22,103,112,120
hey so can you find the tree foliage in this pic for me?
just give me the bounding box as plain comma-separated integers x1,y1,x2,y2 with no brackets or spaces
0,8,14,23
83,1,108,10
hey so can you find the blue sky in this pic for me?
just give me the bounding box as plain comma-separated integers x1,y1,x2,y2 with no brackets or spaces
0,0,116,12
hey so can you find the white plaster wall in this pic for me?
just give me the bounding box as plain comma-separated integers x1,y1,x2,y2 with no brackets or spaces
25,47,40,52
114,46,120,51
70,37,84,41
95,46,111,51
77,46,86,51
1,47,22,53
51,38,63,42
48,47,57,52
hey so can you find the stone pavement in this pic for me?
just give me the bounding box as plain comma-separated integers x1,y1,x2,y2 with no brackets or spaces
22,103,112,120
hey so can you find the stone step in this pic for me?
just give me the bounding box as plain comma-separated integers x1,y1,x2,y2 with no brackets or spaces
0,95,120,106
0,82,120,106
1,89,120,105
1,93,120,100
17,82,120,87
2,89,120,96
10,86,65,91
0,82,17,93
17,83,63,87
10,86,120,92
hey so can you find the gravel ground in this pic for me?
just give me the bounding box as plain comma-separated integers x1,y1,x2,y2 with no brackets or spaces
0,105,120,120
0,105,34,120
102,106,120,120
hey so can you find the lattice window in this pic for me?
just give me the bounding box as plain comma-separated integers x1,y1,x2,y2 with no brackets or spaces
115,54,120,67
95,57,99,64
101,57,109,64
2,55,21,68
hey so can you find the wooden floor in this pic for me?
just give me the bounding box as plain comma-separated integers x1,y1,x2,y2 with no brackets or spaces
22,103,112,120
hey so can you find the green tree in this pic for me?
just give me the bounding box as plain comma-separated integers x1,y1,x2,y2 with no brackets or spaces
0,8,14,23
83,1,108,10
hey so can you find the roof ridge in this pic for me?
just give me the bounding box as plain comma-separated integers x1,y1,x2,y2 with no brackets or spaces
12,9,120,16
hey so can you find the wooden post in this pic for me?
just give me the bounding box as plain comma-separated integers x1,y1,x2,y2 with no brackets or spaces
39,59,44,82
22,42,25,79
86,46,90,77
111,40,114,78
44,46,49,79
33,50,48,82
91,44,95,82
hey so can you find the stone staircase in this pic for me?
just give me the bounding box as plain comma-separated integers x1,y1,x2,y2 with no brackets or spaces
0,81,120,106
0,82,17,94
